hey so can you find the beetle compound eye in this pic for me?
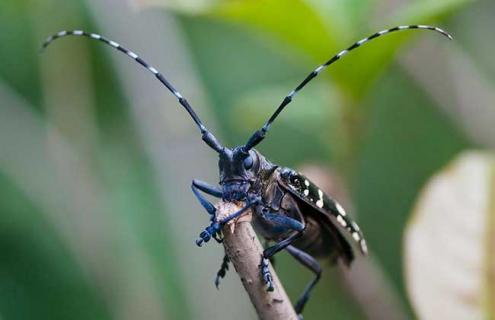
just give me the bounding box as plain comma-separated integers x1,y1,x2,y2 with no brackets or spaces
243,156,253,169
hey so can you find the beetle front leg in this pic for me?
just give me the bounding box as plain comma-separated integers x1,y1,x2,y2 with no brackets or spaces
258,211,305,291
196,198,259,247
191,179,222,221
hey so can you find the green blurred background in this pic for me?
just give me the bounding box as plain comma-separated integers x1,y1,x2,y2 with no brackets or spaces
0,0,493,319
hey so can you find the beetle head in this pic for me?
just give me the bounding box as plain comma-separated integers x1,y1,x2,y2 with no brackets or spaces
219,146,260,201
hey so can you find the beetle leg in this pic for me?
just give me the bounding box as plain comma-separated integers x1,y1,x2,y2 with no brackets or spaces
218,197,260,225
196,200,259,247
259,257,274,291
261,213,305,258
258,212,305,291
191,179,222,221
263,240,276,268
214,254,230,289
193,179,223,197
286,245,321,317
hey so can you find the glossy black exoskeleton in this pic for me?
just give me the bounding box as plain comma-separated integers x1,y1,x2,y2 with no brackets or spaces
42,24,452,317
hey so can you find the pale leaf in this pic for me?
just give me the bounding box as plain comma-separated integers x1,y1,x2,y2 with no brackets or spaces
405,151,495,319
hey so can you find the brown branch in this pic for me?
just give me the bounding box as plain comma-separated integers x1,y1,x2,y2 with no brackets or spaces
216,202,298,320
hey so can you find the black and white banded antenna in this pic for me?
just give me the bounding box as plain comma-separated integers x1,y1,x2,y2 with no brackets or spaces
41,30,224,153
244,25,453,150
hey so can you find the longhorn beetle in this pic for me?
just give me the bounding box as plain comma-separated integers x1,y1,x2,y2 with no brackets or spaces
42,25,452,317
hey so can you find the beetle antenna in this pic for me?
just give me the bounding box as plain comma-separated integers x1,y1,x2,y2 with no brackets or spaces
244,25,452,150
41,30,224,153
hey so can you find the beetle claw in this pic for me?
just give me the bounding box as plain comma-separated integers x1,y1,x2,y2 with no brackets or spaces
213,233,223,243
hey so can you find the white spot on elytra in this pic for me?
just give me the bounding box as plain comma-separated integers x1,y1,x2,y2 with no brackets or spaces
303,189,309,196
351,221,360,232
304,180,310,187
336,203,346,216
316,189,324,208
337,215,347,227
360,240,368,254
352,232,360,241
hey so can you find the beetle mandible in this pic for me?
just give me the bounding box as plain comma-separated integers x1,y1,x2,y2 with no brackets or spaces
42,24,452,317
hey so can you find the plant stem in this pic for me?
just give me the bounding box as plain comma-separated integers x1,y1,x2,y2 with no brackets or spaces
217,202,298,320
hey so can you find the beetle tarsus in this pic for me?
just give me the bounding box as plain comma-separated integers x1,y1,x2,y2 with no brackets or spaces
259,257,274,291
196,222,221,247
214,254,230,289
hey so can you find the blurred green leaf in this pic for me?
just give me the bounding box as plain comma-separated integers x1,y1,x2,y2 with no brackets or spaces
405,151,495,319
0,173,111,320
176,0,472,169
335,0,472,99
353,68,469,316
137,0,219,14
0,1,192,318
177,16,309,146
0,1,41,107
229,80,338,134
393,0,474,24
203,0,470,99
228,80,341,163
98,144,192,320
209,0,336,61
302,0,372,40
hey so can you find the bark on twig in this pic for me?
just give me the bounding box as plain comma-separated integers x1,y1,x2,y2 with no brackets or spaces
216,202,298,320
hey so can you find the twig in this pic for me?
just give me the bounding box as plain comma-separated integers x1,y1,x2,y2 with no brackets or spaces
216,201,298,320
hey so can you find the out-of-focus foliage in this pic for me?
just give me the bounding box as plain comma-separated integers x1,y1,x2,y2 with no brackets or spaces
169,0,472,170
147,0,472,98
0,1,189,320
209,0,470,99
0,0,493,319
405,152,495,319
353,69,468,308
